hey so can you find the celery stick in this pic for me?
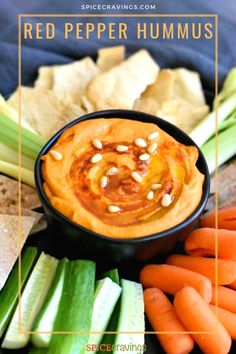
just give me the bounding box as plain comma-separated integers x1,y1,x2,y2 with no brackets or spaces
0,110,45,159
201,123,236,174
0,247,37,338
0,160,35,187
31,259,68,348
0,95,38,134
1,253,58,349
0,143,35,171
217,68,236,104
48,260,96,354
189,93,236,147
218,115,236,133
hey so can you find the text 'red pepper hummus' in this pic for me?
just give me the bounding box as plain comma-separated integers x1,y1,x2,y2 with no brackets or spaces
41,118,204,238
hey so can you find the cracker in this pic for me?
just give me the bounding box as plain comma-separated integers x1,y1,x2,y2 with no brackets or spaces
97,46,125,71
0,175,41,210
0,214,35,290
7,87,84,139
86,49,159,110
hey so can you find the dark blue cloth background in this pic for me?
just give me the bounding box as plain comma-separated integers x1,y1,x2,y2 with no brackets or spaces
0,0,235,101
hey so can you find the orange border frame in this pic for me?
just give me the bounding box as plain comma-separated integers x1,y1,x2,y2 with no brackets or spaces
17,13,219,336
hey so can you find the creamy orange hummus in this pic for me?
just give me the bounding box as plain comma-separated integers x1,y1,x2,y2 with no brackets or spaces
42,118,204,238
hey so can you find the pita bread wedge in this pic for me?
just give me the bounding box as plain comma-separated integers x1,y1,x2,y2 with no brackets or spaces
34,66,54,89
52,57,99,104
97,46,125,71
0,175,41,210
0,206,42,225
173,68,207,106
81,95,95,113
142,69,175,104
86,49,159,110
0,206,46,234
30,215,47,235
7,87,84,139
134,70,174,115
133,97,161,116
133,67,208,133
207,159,236,210
156,98,209,133
0,214,35,290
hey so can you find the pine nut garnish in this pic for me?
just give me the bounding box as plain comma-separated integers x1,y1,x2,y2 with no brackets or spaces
91,153,103,163
50,150,63,161
134,138,147,148
147,142,158,154
116,145,128,153
139,153,150,161
106,167,119,176
92,138,103,150
108,205,121,213
146,190,154,200
100,176,108,188
151,183,162,190
131,171,143,183
161,194,172,207
148,131,160,141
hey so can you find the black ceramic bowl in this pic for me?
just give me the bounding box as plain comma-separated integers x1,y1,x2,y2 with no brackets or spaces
35,110,210,266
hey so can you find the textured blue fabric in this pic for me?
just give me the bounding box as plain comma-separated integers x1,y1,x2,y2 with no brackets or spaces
0,0,235,100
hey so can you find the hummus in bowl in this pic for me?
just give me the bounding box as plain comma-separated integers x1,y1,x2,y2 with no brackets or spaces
41,117,204,238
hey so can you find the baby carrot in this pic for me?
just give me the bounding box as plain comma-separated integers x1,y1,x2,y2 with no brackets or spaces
174,286,232,354
167,254,236,285
140,264,212,303
210,305,236,340
144,288,194,354
211,286,236,314
201,207,236,230
185,228,236,260
228,279,236,290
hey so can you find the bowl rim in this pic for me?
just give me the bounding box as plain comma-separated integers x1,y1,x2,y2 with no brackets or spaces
35,109,210,244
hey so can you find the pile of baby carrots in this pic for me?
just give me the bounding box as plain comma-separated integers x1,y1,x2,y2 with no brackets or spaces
140,206,236,354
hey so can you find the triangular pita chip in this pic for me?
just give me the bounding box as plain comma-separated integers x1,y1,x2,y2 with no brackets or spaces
86,49,159,110
0,206,42,226
7,87,84,139
133,97,161,116
133,68,209,133
0,214,35,290
52,57,99,104
142,69,175,104
0,175,41,210
156,98,209,133
173,68,207,105
34,66,54,90
97,46,125,71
